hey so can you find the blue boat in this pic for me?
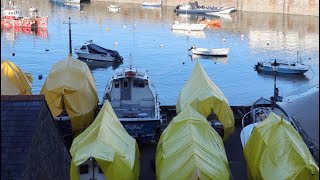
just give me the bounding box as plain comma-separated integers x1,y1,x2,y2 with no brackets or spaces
254,59,310,74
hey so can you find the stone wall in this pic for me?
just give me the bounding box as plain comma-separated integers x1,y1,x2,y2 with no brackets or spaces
91,0,319,16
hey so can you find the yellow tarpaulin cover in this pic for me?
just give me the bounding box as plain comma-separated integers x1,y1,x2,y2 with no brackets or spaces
156,105,230,180
244,112,319,180
40,56,98,135
176,62,234,139
1,60,33,95
70,100,140,180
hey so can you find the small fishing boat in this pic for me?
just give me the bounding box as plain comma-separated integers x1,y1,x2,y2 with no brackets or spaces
75,40,123,62
170,21,207,31
102,64,161,139
188,45,229,56
107,4,121,12
174,1,235,14
254,58,311,74
1,4,48,28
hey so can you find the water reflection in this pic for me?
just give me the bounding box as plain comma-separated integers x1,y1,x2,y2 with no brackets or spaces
189,54,229,64
171,30,206,38
256,71,310,82
1,27,48,41
78,58,123,71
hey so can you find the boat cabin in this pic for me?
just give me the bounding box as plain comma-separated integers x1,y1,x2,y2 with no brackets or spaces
3,8,21,20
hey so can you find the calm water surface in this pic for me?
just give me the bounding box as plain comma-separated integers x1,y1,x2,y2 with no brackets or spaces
1,0,319,106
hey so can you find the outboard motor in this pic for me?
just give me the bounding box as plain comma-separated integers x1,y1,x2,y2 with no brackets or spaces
254,62,261,71
188,45,196,51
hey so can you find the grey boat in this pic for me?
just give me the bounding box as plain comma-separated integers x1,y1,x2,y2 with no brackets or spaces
103,65,161,139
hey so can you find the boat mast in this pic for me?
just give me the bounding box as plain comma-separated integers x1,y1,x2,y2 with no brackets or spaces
63,17,73,57
68,17,72,56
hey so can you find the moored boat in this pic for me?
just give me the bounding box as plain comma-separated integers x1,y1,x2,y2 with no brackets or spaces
174,1,235,14
254,59,311,74
1,5,48,28
142,0,161,7
170,21,207,31
107,4,121,12
75,40,123,62
102,65,161,139
188,45,229,56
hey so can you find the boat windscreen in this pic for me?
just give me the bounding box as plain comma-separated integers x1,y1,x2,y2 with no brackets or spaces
87,44,120,58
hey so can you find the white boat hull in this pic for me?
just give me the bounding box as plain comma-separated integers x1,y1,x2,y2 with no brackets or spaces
190,48,229,56
142,2,161,7
171,22,207,31
76,52,115,62
206,7,236,14
255,61,310,74
107,5,120,12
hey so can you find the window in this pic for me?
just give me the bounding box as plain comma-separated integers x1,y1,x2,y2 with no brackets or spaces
139,81,145,88
123,79,128,88
133,79,139,87
80,46,86,50
114,80,119,88
79,164,89,174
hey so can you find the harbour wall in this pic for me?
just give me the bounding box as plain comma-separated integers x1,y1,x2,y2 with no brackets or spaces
91,0,319,16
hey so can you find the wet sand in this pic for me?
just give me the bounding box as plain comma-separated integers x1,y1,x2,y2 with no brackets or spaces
278,85,319,149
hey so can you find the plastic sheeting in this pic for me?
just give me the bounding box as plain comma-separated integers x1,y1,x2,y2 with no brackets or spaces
1,60,33,95
176,62,234,139
244,112,319,180
156,105,230,180
40,56,98,135
70,101,140,180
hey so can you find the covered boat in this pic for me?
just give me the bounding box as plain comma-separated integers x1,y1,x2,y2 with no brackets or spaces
1,60,33,95
156,105,231,180
75,40,123,62
188,45,229,56
103,65,161,139
171,21,207,31
40,56,98,135
70,101,140,180
176,62,234,139
243,112,319,179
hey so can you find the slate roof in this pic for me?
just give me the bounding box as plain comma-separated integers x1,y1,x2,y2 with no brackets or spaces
1,95,71,180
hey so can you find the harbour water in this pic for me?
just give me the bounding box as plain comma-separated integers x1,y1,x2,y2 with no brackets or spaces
1,0,319,106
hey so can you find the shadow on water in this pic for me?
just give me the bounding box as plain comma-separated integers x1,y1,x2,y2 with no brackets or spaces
189,54,229,64
256,71,310,82
78,58,123,71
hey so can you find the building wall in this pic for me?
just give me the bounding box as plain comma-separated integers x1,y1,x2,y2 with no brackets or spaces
92,0,319,16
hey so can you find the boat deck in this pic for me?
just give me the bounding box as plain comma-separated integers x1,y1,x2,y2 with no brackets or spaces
113,104,155,119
